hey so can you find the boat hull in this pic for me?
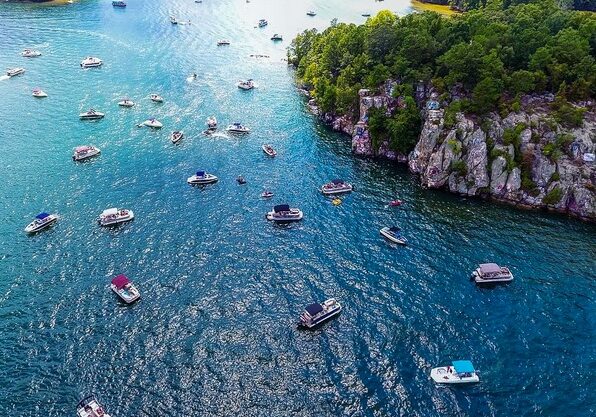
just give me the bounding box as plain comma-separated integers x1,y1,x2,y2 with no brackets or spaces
430,367,479,384
472,271,514,284
380,228,407,245
321,186,352,195
24,216,58,233
266,210,303,222
99,211,134,226
111,284,140,303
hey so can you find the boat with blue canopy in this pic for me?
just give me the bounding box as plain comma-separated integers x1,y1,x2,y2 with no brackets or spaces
266,204,303,222
380,226,407,245
24,212,58,233
431,360,479,384
298,298,341,328
187,170,218,185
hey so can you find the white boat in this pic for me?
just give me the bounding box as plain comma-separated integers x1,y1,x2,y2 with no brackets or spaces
471,263,514,284
261,190,274,198
431,360,480,384
206,116,217,130
262,144,276,157
140,118,163,128
6,67,25,77
73,145,101,161
150,94,163,103
79,109,105,120
187,170,218,185
266,204,303,222
32,88,48,98
80,57,103,68
258,19,268,27
271,34,283,41
170,130,184,144
380,226,407,245
98,208,134,226
118,98,135,107
306,11,316,16
226,122,250,134
21,49,41,58
24,212,58,234
298,298,341,328
217,40,231,46
237,79,255,90
321,179,353,195
76,395,112,417
110,274,140,303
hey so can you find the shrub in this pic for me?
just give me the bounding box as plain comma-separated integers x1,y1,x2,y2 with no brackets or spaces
450,160,467,176
552,99,586,128
542,187,563,205
550,172,560,182
542,143,561,161
447,138,462,154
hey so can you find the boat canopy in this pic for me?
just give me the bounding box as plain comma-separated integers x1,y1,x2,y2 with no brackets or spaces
111,274,130,289
102,208,118,216
479,263,500,274
452,360,475,374
305,303,323,316
274,204,290,213
331,179,344,184
196,171,205,177
75,146,91,152
388,226,401,232
36,212,50,220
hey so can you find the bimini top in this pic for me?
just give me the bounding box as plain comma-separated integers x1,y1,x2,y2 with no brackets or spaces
111,274,130,289
274,204,290,213
305,303,323,316
452,360,475,374
102,208,118,216
388,226,401,232
479,263,500,274
36,212,50,220
331,179,344,184
196,171,205,177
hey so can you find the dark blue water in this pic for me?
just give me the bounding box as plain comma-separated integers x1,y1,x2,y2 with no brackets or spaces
0,1,595,416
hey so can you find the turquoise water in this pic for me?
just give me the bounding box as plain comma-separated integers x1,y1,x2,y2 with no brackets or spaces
0,1,595,416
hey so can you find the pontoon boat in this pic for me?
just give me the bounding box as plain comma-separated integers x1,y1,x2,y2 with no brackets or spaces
266,204,303,222
80,57,102,68
110,274,140,303
471,263,514,284
187,171,218,185
321,179,353,195
298,298,341,328
431,360,479,384
6,68,25,77
73,145,101,161
24,212,58,234
98,208,134,226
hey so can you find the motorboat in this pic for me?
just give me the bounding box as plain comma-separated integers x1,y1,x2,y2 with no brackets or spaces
298,298,341,328
237,175,247,184
431,360,480,384
76,395,112,417
237,79,255,90
24,212,58,234
110,274,140,303
306,11,316,16
262,144,276,157
258,19,268,27
206,116,217,130
261,190,273,198
150,94,163,103
321,179,353,195
139,118,163,128
98,208,134,226
389,200,402,207
271,34,283,41
226,122,250,134
187,170,218,185
73,145,101,161
380,226,407,245
471,263,514,284
6,68,25,77
79,109,105,120
217,40,231,46
170,130,184,144
21,49,41,57
362,13,371,17
266,204,303,222
112,0,126,7
32,88,48,98
80,57,102,68
170,16,178,24
118,98,135,107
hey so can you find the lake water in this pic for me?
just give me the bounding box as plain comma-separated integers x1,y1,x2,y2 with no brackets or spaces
0,1,594,416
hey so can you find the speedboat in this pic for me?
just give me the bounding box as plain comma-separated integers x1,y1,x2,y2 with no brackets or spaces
321,179,353,195
170,16,178,24
471,263,514,284
150,94,163,103
226,122,250,134
6,67,25,77
380,226,407,245
258,19,268,27
261,190,273,198
187,170,218,185
24,212,58,234
431,360,480,384
32,88,48,98
76,395,112,417
170,130,184,144
217,40,231,46
110,274,140,303
266,204,303,222
80,57,102,68
271,34,283,41
389,200,402,207
262,144,276,157
98,208,134,226
21,49,41,57
112,0,126,7
79,109,105,120
298,298,341,328
306,11,316,16
237,79,255,90
206,116,217,130
73,145,100,161
118,98,135,107
237,175,247,184
139,118,163,128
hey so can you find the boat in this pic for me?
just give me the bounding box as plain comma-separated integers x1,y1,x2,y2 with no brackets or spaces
170,16,178,24
187,170,218,185
237,79,255,90
24,212,58,234
431,360,480,384
6,68,25,77
217,40,231,46
79,109,105,120
226,122,250,134
321,179,353,195
80,57,102,68
298,298,341,328
170,130,184,144
206,116,217,130
237,175,247,184
118,98,135,107
271,34,283,41
261,191,273,198
306,11,316,16
380,226,407,245
389,200,402,207
471,263,514,284
72,145,101,161
362,13,371,17
150,94,163,103
21,49,41,58
112,0,126,7
98,208,134,226
139,118,163,128
266,204,303,222
76,395,112,417
262,144,276,157
110,274,140,303
32,88,48,98
258,19,268,27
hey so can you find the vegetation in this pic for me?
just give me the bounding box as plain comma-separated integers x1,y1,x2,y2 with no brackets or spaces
543,186,564,204
450,159,468,175
427,0,595,12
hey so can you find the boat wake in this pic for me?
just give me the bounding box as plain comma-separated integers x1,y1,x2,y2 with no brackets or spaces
0,75,9,81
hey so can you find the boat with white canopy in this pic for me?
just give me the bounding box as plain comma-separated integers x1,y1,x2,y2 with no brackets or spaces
431,360,479,384
110,274,140,303
76,394,112,417
73,145,100,161
321,179,353,195
298,298,341,328
266,204,303,222
98,208,134,226
471,263,514,284
80,57,102,68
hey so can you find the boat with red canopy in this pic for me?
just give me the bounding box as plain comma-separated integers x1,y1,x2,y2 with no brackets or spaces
110,274,140,303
